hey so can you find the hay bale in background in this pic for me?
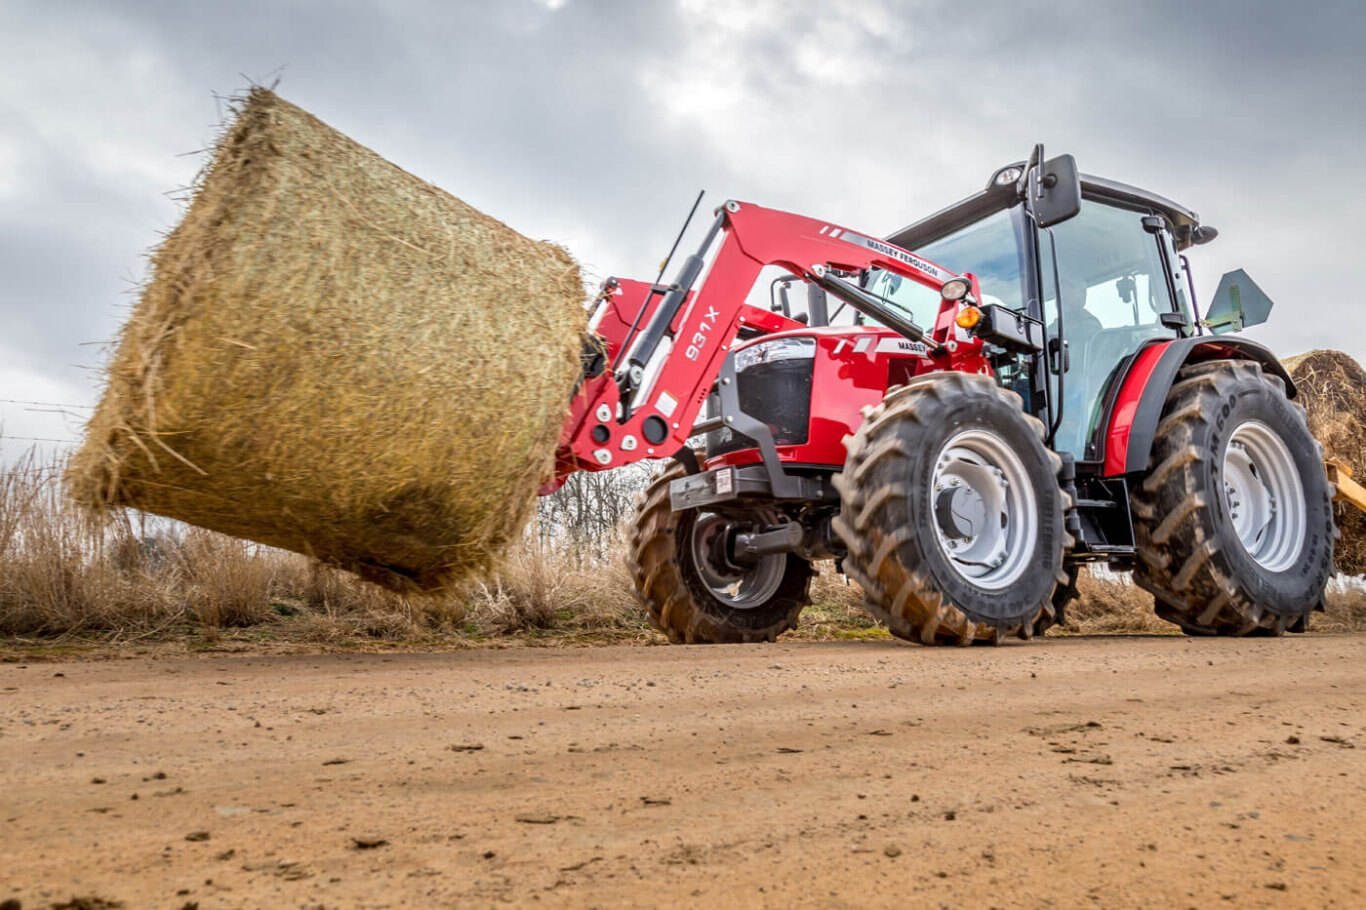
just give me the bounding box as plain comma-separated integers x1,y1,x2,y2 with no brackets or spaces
68,89,585,591
1283,350,1366,576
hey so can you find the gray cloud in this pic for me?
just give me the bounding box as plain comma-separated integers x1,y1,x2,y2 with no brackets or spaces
3,0,1365,462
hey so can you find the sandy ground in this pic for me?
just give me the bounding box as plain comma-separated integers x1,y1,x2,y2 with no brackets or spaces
2,634,1364,909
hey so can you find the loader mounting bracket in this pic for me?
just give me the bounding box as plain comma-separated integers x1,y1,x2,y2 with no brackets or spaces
710,352,807,499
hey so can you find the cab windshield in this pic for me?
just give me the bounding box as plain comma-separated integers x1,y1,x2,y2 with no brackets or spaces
857,208,1029,327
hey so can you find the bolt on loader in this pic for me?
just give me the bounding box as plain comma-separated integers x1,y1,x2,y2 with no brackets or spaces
544,145,1336,645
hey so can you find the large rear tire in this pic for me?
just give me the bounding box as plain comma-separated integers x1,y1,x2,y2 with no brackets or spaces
833,373,1071,645
1131,360,1334,635
628,462,813,644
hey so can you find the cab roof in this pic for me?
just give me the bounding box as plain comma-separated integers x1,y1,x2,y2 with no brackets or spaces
886,160,1209,252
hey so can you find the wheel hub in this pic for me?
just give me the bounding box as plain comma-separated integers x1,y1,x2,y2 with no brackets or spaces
934,483,988,542
930,430,1036,589
1221,420,1305,572
688,512,786,609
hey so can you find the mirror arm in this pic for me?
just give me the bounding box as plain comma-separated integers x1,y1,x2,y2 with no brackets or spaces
1180,254,1202,335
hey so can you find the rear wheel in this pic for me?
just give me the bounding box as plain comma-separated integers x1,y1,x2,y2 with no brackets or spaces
833,373,1071,645
628,462,813,643
1131,360,1334,635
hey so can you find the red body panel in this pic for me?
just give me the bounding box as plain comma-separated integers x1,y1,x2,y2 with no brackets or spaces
550,201,988,488
706,327,970,470
1100,341,1171,477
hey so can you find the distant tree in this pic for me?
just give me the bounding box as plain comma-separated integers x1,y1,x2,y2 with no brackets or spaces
536,462,655,561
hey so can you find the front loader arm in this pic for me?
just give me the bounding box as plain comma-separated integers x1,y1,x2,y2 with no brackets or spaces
549,200,979,487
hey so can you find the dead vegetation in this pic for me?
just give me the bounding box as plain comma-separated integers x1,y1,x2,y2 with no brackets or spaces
3,452,1364,648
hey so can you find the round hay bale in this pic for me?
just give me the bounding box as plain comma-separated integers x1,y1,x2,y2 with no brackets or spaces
68,89,586,592
1283,349,1366,576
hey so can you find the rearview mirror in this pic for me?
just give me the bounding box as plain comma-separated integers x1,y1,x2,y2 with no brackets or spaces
1204,269,1274,334
1031,154,1082,228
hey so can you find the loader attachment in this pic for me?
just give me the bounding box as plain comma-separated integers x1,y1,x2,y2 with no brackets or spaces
1326,458,1366,515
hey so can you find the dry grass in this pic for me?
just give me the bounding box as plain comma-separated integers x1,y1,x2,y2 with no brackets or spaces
3,452,643,644
1061,569,1172,635
795,567,888,640
3,453,1364,650
68,88,586,592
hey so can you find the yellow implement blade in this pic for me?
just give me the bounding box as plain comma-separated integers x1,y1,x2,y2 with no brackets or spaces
1326,458,1366,515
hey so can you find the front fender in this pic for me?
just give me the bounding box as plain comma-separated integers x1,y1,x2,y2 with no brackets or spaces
1100,336,1294,477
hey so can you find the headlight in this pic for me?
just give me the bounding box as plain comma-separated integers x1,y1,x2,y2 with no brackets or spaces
940,277,971,301
734,336,817,372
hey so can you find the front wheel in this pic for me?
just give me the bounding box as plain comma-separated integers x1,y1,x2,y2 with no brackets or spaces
1131,360,1335,635
628,462,813,644
833,373,1072,645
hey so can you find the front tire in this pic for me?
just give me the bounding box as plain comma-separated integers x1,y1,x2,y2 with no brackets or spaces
833,373,1071,645
1131,360,1334,635
628,462,813,644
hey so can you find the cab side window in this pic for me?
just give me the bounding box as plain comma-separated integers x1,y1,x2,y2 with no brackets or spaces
1043,200,1179,458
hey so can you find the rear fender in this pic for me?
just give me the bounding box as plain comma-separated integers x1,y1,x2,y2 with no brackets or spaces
1100,336,1295,477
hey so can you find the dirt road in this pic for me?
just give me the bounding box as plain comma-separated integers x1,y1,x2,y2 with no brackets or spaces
3,635,1364,909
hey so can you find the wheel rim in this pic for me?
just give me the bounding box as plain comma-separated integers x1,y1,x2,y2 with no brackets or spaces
1222,420,1305,572
688,513,786,609
930,429,1038,591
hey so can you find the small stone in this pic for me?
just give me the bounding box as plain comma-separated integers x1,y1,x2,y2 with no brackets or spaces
185,831,211,842
351,835,389,850
1286,735,1301,745
944,810,956,821
883,845,902,858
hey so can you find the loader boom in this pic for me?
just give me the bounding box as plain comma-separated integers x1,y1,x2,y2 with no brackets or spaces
551,201,985,485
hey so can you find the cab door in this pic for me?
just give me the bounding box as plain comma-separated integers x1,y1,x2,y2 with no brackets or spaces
1038,199,1188,460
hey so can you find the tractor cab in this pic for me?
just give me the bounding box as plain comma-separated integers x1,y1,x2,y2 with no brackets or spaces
882,157,1238,464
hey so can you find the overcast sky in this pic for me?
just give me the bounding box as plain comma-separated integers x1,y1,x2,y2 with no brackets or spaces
2,0,1364,463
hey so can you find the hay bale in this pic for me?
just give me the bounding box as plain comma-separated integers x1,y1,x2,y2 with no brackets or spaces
1283,350,1366,576
68,89,585,591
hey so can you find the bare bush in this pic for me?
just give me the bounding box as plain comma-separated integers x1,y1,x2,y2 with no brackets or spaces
1063,569,1172,635
537,464,652,560
463,534,643,636
0,455,178,634
3,448,1363,643
173,529,277,627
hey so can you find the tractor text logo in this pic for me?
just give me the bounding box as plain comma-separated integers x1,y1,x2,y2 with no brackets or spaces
685,305,722,361
837,230,947,281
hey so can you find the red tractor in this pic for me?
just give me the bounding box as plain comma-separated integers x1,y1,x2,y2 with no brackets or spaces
547,147,1335,645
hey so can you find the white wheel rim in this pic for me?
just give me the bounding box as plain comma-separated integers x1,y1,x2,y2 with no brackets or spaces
1222,420,1305,573
930,429,1038,591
